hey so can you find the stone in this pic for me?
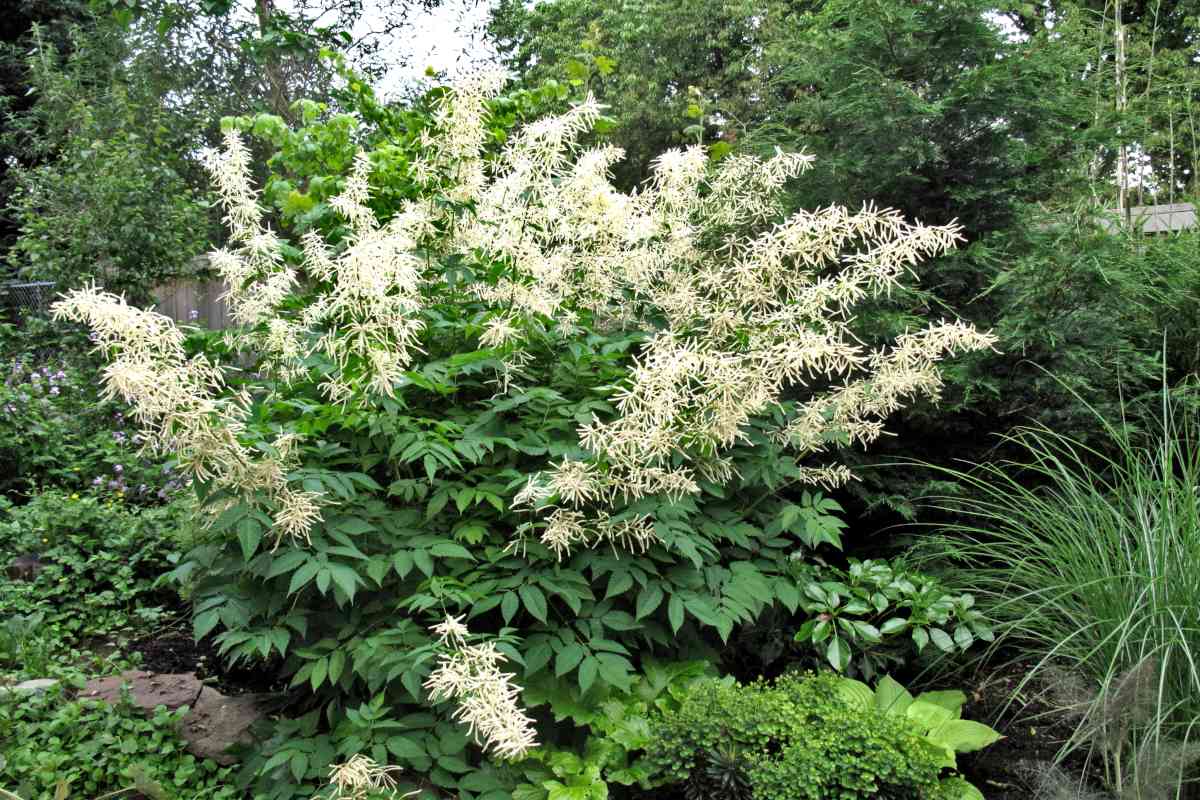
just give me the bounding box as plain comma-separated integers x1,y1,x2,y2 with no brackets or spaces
81,670,203,712
79,670,264,765
6,555,45,581
179,688,265,765
0,677,60,696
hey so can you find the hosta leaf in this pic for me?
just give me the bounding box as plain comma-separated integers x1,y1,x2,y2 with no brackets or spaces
927,720,1003,754
875,675,914,716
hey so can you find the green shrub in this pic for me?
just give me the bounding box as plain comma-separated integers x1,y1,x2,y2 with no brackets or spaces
790,558,993,678
0,491,193,675
0,685,238,800
54,71,992,800
4,26,210,303
916,388,1200,797
645,671,973,799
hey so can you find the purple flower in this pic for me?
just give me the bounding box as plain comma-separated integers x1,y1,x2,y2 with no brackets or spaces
49,386,60,396
189,309,200,321
113,464,124,474
92,477,103,486
157,488,168,499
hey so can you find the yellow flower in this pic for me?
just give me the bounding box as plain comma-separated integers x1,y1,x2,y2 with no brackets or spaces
70,493,79,500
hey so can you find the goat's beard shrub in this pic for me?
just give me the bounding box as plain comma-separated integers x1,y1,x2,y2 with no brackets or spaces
52,73,995,799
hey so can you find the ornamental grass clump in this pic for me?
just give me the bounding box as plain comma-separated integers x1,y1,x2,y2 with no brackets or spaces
917,389,1200,798
50,73,994,798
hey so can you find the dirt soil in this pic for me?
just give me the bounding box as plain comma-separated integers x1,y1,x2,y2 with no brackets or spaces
128,631,285,696
958,660,1106,800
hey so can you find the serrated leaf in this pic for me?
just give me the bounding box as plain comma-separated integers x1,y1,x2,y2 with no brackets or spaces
237,517,263,561
668,594,684,633
578,656,599,693
635,584,663,619
310,657,327,690
387,735,427,760
288,560,321,595
501,591,519,624
555,643,585,676
328,650,345,684
519,585,548,623
328,564,360,601
430,542,475,560
194,609,220,640
525,641,553,675
266,550,308,578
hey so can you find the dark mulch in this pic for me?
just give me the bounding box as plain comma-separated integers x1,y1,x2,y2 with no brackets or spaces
958,660,1104,800
128,631,286,696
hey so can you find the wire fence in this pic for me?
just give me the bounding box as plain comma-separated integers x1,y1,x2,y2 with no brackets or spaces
0,281,56,320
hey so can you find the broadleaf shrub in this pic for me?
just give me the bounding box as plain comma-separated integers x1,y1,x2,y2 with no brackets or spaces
645,671,974,799
49,73,994,798
790,557,993,678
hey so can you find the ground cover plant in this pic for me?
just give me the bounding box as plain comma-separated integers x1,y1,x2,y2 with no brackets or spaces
0,318,184,501
47,70,996,799
0,685,239,800
0,491,195,680
789,557,993,679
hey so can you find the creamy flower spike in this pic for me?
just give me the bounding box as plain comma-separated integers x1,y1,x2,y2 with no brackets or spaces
423,616,539,760
51,68,996,552
51,287,318,544
323,754,410,800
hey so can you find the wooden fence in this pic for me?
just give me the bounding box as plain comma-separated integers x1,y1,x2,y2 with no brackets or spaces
151,278,232,329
